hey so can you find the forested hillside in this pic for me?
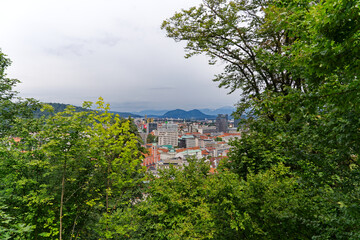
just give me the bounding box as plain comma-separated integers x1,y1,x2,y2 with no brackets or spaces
1,0,360,239
33,102,141,118
33,103,88,118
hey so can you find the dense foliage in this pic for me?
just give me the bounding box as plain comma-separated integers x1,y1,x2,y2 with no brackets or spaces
0,51,39,137
32,103,88,118
0,92,145,239
160,0,360,239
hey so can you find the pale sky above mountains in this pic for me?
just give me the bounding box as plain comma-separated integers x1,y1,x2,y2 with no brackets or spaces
0,0,240,112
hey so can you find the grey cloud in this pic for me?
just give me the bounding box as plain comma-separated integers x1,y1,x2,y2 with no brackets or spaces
45,33,122,57
148,87,175,90
45,43,92,57
97,34,122,47
108,101,154,111
3,0,240,113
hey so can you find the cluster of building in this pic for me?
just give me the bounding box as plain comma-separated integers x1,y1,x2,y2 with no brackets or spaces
134,114,242,175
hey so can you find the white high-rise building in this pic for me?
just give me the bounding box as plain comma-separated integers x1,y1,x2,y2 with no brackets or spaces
155,123,178,146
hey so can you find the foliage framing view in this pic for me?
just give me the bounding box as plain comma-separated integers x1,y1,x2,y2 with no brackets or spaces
1,0,360,239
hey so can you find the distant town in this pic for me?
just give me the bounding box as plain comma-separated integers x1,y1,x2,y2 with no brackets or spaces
135,114,242,175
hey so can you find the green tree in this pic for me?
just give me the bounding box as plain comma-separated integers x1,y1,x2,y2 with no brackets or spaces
146,134,158,144
164,0,360,238
0,50,39,137
214,137,223,142
119,159,316,239
0,117,55,239
0,204,32,240
39,104,95,239
227,0,360,238
0,99,146,239
162,0,305,117
0,104,96,239
84,98,145,239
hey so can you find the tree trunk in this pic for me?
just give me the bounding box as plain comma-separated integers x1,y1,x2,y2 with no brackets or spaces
59,159,67,240
106,160,110,234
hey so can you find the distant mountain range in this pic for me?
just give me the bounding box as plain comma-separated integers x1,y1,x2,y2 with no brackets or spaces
34,103,236,120
133,109,169,116
161,109,215,120
133,106,236,118
198,106,235,116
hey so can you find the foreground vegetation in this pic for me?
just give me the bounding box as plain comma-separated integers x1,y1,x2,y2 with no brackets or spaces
1,0,360,239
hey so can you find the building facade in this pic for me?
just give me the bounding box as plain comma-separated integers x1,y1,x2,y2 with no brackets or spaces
216,114,228,133
178,135,197,148
155,123,178,147
147,122,158,134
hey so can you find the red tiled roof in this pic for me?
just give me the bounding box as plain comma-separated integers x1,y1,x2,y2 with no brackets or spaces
217,133,241,138
223,133,241,137
143,148,161,158
176,146,200,153
209,168,218,174
202,150,209,155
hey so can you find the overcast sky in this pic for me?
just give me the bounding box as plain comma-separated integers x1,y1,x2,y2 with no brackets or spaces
0,0,240,112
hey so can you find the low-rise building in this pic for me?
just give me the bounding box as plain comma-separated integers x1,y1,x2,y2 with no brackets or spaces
142,144,160,167
178,135,197,148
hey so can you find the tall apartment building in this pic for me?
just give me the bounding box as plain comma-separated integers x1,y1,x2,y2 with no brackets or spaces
147,122,158,134
155,123,178,147
216,114,228,133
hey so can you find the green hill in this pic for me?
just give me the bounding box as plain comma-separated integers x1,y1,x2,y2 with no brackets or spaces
34,103,141,118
